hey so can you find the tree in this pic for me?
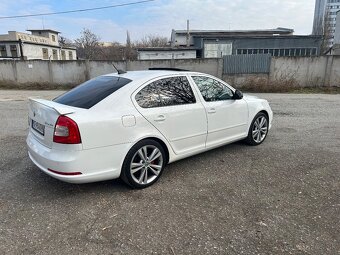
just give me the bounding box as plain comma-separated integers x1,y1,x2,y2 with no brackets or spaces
97,42,127,61
134,34,169,47
125,30,137,60
321,10,333,53
75,28,101,59
58,35,73,47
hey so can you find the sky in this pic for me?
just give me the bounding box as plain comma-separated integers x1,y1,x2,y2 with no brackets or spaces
0,0,316,43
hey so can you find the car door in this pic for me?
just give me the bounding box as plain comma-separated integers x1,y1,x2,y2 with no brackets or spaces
133,75,207,155
190,75,248,148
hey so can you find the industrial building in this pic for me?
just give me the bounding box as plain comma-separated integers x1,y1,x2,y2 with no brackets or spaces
137,28,322,60
312,0,340,46
170,28,322,58
0,29,77,60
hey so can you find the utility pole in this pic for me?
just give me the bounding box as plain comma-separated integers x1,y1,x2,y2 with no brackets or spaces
186,19,190,47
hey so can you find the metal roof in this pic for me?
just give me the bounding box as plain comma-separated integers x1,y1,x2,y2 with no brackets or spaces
173,27,294,36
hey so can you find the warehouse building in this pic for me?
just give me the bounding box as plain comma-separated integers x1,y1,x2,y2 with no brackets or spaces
171,28,322,58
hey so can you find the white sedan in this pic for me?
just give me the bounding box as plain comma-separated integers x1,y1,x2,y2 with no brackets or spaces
27,69,273,188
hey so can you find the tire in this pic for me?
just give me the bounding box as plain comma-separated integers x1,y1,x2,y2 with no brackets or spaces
245,112,269,146
120,139,166,189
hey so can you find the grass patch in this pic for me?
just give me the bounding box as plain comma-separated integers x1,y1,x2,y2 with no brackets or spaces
239,84,340,94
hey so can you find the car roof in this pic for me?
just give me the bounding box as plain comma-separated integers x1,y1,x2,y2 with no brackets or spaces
102,70,204,84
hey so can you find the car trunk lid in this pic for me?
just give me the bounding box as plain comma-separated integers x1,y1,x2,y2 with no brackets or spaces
28,98,78,148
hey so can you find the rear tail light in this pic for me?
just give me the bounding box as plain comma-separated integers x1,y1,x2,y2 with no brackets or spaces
53,116,81,144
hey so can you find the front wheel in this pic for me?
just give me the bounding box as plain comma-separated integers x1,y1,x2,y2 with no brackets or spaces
120,139,166,189
245,112,269,146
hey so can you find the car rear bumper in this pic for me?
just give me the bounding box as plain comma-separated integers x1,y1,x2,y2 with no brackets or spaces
27,131,131,184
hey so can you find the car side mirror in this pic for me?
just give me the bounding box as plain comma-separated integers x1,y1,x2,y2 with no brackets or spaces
233,89,243,100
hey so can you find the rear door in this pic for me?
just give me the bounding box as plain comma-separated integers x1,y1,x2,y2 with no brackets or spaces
132,75,207,155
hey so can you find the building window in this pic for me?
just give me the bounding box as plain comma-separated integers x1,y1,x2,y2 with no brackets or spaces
311,48,317,55
51,35,56,42
295,49,301,56
52,49,58,60
10,45,18,57
68,51,73,60
42,48,48,59
61,50,66,60
0,45,7,57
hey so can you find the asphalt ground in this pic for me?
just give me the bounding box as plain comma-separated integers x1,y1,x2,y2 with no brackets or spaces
0,91,339,255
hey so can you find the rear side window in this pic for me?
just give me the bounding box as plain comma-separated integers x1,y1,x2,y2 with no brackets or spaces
135,76,196,108
54,76,131,109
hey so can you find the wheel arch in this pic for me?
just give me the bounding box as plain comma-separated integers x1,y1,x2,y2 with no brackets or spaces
132,136,171,164
258,110,269,120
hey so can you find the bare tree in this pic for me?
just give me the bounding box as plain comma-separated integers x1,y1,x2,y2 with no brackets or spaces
135,34,169,47
97,42,127,61
125,30,137,60
58,35,73,47
321,11,333,54
75,28,101,59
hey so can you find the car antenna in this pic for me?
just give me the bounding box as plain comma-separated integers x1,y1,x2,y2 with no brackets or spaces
112,63,126,75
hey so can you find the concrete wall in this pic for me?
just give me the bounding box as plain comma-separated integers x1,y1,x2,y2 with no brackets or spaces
0,59,223,88
224,56,340,87
0,56,340,88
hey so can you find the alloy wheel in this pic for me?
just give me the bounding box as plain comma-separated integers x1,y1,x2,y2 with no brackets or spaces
130,145,163,185
252,116,268,143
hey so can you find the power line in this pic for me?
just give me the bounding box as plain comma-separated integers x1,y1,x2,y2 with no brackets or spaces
0,0,155,19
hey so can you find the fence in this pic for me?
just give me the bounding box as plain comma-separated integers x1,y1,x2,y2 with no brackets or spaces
223,54,271,74
0,56,340,88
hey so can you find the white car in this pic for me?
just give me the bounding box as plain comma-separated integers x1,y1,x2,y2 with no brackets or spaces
27,69,273,188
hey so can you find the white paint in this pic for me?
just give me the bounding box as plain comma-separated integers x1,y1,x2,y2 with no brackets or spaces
26,70,273,184
204,43,232,58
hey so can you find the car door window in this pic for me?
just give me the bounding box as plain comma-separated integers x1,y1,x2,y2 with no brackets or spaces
135,76,196,108
192,76,234,102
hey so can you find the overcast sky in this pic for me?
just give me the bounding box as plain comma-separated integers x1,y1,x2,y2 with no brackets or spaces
0,0,316,43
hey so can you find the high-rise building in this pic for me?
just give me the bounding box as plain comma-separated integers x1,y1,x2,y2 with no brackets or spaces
312,0,340,47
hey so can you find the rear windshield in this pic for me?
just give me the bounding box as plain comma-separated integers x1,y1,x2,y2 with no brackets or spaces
54,76,132,109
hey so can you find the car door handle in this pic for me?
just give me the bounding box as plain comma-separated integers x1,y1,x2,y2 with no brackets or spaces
154,115,166,122
207,108,216,114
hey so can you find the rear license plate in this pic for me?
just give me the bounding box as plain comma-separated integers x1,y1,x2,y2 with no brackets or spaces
32,119,45,136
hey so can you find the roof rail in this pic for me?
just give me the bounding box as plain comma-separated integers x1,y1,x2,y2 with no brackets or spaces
148,67,189,71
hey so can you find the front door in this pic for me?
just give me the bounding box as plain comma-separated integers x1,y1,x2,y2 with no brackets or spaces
133,75,207,155
190,75,248,148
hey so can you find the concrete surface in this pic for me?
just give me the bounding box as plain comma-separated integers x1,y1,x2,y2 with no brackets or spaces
0,91,339,254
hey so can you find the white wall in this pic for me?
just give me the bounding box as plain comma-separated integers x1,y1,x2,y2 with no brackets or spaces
22,44,76,60
138,50,196,60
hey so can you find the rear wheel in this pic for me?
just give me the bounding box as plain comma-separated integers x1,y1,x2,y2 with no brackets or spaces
120,139,166,189
245,112,269,146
